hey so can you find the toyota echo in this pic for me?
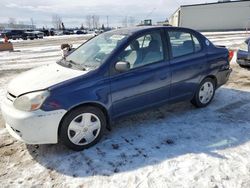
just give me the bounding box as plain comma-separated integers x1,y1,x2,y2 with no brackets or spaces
1,26,232,151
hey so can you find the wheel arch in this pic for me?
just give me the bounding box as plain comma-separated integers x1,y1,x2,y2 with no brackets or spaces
58,102,111,137
205,75,218,88
192,75,218,99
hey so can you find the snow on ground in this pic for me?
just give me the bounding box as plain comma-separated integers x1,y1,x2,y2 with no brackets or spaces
0,31,250,187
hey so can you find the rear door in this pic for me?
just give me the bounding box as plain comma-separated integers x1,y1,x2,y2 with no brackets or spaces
109,29,171,118
166,29,207,101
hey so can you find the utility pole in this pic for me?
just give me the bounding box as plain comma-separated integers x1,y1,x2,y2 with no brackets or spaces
106,16,109,28
30,18,34,29
92,15,95,29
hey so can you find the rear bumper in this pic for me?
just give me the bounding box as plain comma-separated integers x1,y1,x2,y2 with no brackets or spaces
216,68,232,88
1,98,67,144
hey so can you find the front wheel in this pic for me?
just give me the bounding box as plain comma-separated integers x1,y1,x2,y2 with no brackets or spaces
59,106,106,151
191,78,215,108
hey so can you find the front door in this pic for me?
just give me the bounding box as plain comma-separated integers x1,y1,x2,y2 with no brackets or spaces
109,30,171,118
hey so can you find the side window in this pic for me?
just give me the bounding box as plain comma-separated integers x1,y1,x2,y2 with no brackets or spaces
117,31,164,69
168,31,201,58
192,35,202,52
137,35,151,48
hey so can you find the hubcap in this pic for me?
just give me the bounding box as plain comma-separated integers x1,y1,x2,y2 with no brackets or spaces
199,81,214,104
67,113,101,146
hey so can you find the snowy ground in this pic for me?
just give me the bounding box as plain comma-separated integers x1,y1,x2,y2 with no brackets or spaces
0,32,250,188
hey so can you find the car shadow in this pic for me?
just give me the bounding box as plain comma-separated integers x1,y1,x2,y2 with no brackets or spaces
27,87,250,177
237,64,250,70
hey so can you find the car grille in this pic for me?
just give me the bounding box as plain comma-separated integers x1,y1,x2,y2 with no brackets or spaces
6,92,17,102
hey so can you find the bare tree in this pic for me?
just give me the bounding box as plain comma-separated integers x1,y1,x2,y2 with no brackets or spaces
30,18,35,29
85,15,92,29
80,24,84,30
17,21,25,29
8,17,16,28
52,14,62,30
85,15,100,29
62,22,65,30
128,17,135,27
122,16,128,28
93,15,100,29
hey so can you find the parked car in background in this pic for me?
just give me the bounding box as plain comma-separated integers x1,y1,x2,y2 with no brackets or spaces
1,30,26,40
74,30,88,35
54,30,63,36
23,31,36,40
63,30,71,35
1,26,232,151
1,30,38,40
33,31,44,39
237,37,250,67
40,29,50,36
63,29,74,35
94,29,104,34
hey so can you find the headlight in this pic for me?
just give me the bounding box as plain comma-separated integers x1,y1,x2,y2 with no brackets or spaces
13,90,50,111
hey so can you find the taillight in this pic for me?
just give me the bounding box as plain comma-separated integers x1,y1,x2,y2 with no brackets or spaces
228,50,234,62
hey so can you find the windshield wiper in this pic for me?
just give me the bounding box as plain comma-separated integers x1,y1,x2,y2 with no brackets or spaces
66,60,86,71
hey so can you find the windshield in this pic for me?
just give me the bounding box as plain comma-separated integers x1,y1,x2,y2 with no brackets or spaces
64,32,127,70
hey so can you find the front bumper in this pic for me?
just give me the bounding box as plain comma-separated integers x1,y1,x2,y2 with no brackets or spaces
237,59,250,66
1,97,66,144
237,50,250,66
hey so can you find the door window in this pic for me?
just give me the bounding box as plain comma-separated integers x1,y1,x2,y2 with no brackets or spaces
168,31,201,58
117,31,164,69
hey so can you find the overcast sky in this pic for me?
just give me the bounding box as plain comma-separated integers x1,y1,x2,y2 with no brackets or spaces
0,0,218,28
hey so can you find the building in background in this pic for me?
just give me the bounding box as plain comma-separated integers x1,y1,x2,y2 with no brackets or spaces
0,23,36,30
169,0,250,31
156,19,171,26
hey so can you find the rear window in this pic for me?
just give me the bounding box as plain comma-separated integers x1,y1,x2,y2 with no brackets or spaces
168,31,201,58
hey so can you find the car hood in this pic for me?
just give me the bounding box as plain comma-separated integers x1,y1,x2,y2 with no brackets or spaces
8,63,89,96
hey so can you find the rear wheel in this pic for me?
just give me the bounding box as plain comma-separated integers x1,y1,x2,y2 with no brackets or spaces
191,78,215,108
59,106,106,151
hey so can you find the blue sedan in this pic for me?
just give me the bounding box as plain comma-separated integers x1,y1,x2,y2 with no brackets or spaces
1,26,232,150
237,37,250,67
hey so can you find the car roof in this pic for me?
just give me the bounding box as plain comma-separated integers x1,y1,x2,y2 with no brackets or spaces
107,26,166,35
107,26,201,35
106,26,195,36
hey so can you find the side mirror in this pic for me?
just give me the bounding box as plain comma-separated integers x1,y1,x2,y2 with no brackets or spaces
115,61,130,72
61,43,72,50
61,43,74,58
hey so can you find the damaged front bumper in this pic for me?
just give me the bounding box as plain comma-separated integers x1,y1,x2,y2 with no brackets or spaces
1,97,66,144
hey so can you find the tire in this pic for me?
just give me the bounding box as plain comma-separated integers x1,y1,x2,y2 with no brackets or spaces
59,106,106,151
191,78,215,108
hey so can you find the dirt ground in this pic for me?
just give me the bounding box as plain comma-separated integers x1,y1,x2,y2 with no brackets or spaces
227,63,250,90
